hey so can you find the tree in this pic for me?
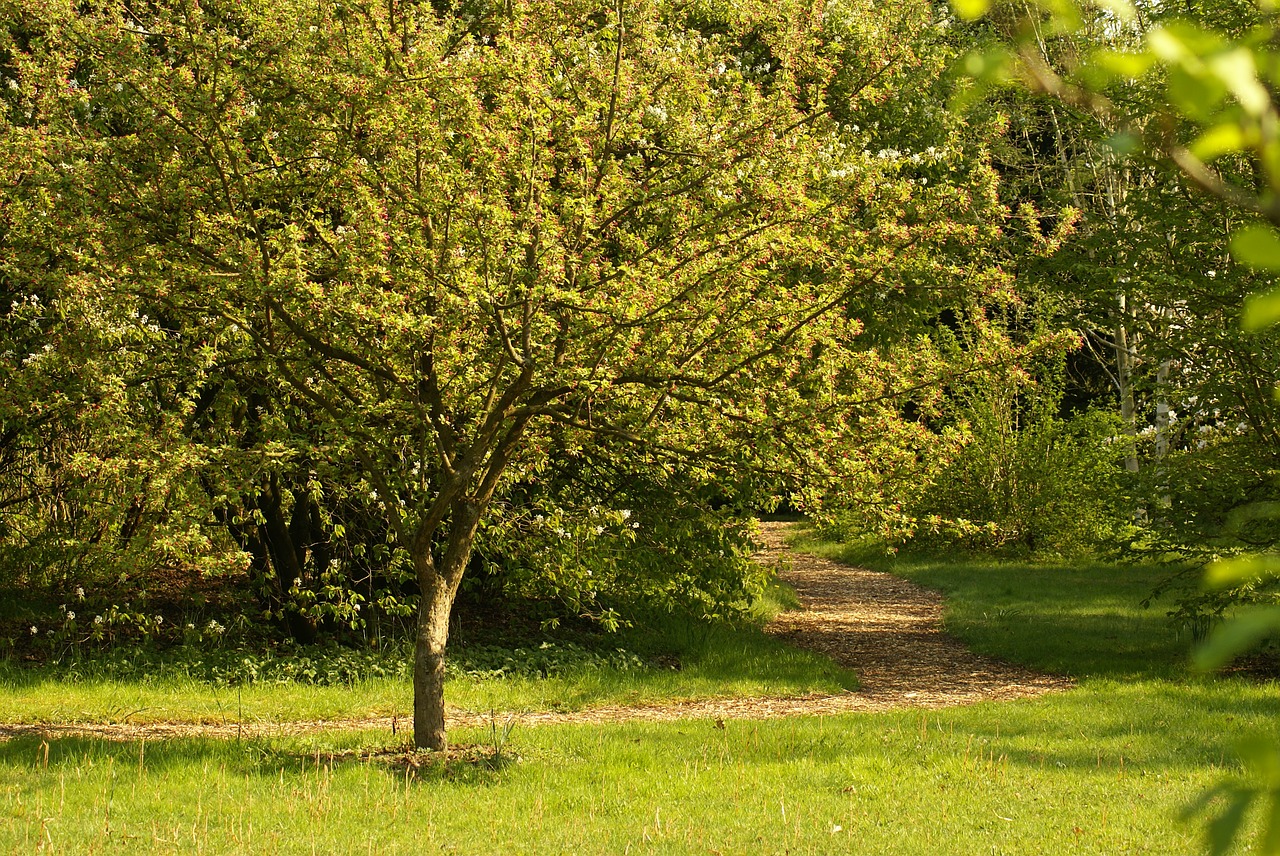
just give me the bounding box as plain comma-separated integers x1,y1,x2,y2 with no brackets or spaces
7,0,1008,749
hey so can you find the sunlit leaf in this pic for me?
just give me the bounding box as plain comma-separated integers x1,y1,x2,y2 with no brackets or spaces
1090,48,1155,79
1204,554,1280,588
951,0,990,21
1154,20,1225,55
1190,122,1246,160
1148,26,1192,63
1230,224,1280,271
1209,48,1270,116
1244,288,1280,331
1167,66,1227,121
1193,606,1280,671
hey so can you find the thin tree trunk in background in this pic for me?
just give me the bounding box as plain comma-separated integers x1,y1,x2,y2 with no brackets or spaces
1153,306,1173,511
1115,291,1140,476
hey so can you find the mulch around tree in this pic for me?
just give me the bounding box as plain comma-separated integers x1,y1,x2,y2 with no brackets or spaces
0,522,1072,742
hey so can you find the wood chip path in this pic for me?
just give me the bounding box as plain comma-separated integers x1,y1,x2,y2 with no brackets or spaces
0,522,1071,742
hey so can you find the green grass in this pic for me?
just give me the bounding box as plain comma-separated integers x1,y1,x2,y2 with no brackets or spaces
2,534,1276,853
2,679,1275,854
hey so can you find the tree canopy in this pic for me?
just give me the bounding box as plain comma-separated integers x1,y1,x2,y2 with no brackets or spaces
2,0,1019,747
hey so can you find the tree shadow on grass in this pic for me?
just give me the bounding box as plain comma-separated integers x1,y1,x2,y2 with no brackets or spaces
925,677,1280,775
0,731,518,788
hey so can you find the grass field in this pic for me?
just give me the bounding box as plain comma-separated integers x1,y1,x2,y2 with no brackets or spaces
1,532,1275,854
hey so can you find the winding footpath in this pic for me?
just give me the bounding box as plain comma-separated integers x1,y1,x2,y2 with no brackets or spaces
0,522,1071,742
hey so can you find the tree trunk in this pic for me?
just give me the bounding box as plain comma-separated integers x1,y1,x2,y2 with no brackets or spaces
1115,291,1140,476
411,500,485,751
413,571,455,751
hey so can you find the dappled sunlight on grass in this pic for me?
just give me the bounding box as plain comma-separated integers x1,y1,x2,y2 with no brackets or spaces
3,531,1275,852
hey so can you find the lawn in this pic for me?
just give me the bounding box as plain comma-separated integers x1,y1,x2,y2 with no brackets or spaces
1,534,1275,854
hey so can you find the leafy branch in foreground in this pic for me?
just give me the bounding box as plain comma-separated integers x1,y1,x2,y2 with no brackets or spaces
952,0,1280,850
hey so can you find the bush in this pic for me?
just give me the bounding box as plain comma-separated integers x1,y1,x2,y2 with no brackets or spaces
6,637,650,687
915,389,1132,556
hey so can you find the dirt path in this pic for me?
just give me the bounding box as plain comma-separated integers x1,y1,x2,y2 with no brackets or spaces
0,522,1071,742
755,521,1071,707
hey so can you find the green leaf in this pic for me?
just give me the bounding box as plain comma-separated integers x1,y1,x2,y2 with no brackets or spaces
1106,131,1141,157
951,0,990,21
1184,782,1258,856
1148,26,1191,64
1193,606,1280,671
962,47,1013,81
1152,20,1225,57
1090,48,1155,79
1210,48,1270,116
1207,788,1256,856
1167,65,1227,121
1181,782,1236,823
1190,123,1246,160
1042,0,1083,32
1237,735,1280,781
1205,554,1280,588
1230,225,1280,271
1244,288,1280,331
1261,786,1280,856
952,47,1014,110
